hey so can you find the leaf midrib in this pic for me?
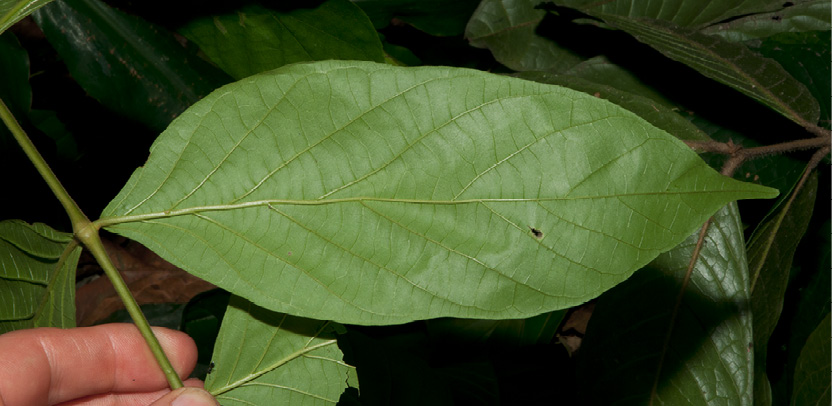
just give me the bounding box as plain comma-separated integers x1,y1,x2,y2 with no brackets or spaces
97,188,771,227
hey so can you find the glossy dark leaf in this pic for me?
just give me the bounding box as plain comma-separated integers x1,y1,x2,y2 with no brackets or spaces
33,0,230,132
352,0,481,36
555,0,787,28
577,204,753,405
702,0,831,42
465,0,584,72
790,313,831,406
753,31,831,127
748,170,818,405
180,0,384,81
578,12,820,128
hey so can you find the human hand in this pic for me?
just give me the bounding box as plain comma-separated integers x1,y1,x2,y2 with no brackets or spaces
0,324,219,406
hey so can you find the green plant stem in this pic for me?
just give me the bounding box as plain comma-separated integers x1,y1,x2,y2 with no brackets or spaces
0,98,184,390
77,223,184,389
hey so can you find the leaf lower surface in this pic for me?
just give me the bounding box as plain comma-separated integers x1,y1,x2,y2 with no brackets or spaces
205,295,356,405
0,220,79,334
100,60,776,325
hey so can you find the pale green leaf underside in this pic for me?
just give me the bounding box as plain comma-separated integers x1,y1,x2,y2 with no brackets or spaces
0,220,79,334
100,60,775,325
0,0,53,35
206,295,355,405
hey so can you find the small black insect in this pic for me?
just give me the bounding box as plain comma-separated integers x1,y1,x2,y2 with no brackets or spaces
529,226,543,239
207,362,215,374
771,15,781,21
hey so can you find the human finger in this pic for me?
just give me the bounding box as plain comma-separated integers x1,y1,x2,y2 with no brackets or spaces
148,387,219,406
0,324,198,406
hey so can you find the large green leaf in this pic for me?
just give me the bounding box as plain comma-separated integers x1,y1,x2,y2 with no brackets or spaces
0,0,53,34
33,0,229,132
556,0,786,28
0,220,80,334
577,203,753,405
205,295,356,405
702,1,831,42
99,60,776,325
570,12,821,128
180,0,384,81
747,170,817,405
465,0,584,72
515,71,710,141
790,313,831,406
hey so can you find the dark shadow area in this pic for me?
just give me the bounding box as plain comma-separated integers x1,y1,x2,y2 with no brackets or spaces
576,264,751,404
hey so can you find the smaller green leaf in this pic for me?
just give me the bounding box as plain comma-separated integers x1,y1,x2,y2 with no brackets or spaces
579,12,821,127
0,0,53,34
791,313,831,406
0,220,80,334
180,0,384,80
702,1,831,42
465,0,584,72
206,295,357,405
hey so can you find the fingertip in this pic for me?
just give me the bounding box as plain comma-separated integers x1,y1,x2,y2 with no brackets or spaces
152,387,219,406
149,327,200,379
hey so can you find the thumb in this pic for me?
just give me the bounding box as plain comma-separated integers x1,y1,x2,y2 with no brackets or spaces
150,387,220,406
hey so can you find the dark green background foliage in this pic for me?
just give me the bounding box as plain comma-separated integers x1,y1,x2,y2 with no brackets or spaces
0,0,828,404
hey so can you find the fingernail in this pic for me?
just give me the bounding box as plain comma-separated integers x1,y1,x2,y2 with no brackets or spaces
171,388,219,406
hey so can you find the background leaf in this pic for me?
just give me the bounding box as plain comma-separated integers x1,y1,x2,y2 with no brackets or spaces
515,71,710,141
752,30,831,128
0,220,80,334
570,11,821,128
555,0,787,28
33,0,230,132
702,1,831,42
790,313,831,406
0,0,53,34
352,0,481,36
100,60,775,325
747,170,818,405
180,0,384,81
205,295,356,405
576,203,753,405
465,0,584,72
